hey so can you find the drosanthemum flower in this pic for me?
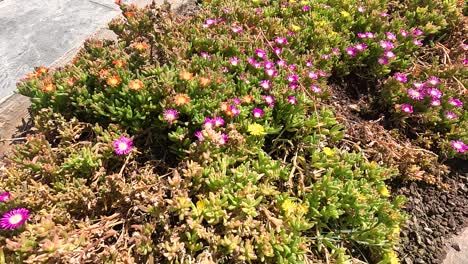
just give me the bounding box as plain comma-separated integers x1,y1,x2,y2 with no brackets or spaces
288,64,297,71
307,71,318,80
427,76,440,86
128,79,144,91
213,117,225,127
379,40,395,50
430,100,441,107
354,43,368,51
386,32,397,40
449,98,463,107
426,88,442,99
242,95,254,104
273,47,282,55
0,208,30,230
255,48,267,59
346,46,357,57
194,131,204,142
252,108,264,118
306,60,313,67
265,68,278,77
106,75,122,87
264,61,275,69
263,95,275,106
399,29,409,37
450,140,468,153
401,104,413,113
413,39,423,46
289,83,298,90
276,60,287,68
218,134,228,145
247,123,265,136
203,117,215,128
113,136,133,155
310,85,322,93
394,73,407,83
378,57,389,65
163,109,179,124
445,111,457,120
384,50,396,58
365,32,376,39
357,5,366,12
357,32,367,38
286,75,298,83
232,98,241,105
412,29,423,36
275,37,288,45
231,26,243,33
173,94,191,106
0,192,11,203
408,89,425,100
229,57,239,66
413,82,425,89
287,96,297,104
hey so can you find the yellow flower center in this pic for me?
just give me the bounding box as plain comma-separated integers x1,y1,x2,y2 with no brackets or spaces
118,142,128,151
9,214,23,225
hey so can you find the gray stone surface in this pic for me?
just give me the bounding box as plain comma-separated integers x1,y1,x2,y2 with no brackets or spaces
443,227,468,264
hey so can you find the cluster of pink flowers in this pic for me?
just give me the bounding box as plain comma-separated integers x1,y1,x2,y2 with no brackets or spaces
450,140,468,153
0,192,30,230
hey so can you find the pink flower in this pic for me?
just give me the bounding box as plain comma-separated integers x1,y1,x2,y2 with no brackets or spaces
275,37,288,45
219,134,228,145
365,32,376,39
321,54,332,59
354,43,368,51
288,64,297,71
380,12,389,17
163,109,179,124
200,52,211,59
449,98,463,107
252,108,264,118
427,76,440,86
0,208,30,230
260,79,271,90
248,57,256,65
445,111,457,120
357,32,367,38
289,83,298,90
194,131,204,142
255,49,267,59
332,48,341,55
229,57,239,66
307,71,318,79
232,98,241,105
263,95,275,106
384,50,396,58
273,47,282,55
213,117,225,127
203,117,215,128
401,104,413,113
346,46,357,57
264,61,275,69
231,26,243,33
310,85,322,93
265,68,278,77
412,29,423,36
430,100,441,107
113,136,133,155
0,192,11,203
231,106,240,116
426,88,442,99
450,140,468,153
394,73,407,83
254,62,263,69
276,60,287,68
287,75,298,83
378,57,389,65
318,70,329,77
386,32,397,40
399,30,409,37
306,60,313,67
287,96,297,104
413,39,423,46
302,5,310,11
379,40,395,50
357,6,366,12
413,82,425,89
408,89,425,100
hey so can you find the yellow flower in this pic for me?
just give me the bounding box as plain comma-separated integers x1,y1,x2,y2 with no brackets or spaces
323,147,335,156
282,199,296,216
173,94,191,106
379,186,390,198
387,250,399,264
128,80,144,91
247,123,265,136
291,24,301,32
196,200,206,211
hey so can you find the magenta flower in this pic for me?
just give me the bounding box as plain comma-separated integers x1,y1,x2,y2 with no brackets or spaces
412,29,423,36
332,48,341,55
287,75,298,83
254,62,263,69
346,46,357,57
450,140,468,153
265,68,278,77
0,192,11,203
275,37,288,45
200,52,211,59
379,40,395,50
386,32,397,40
307,71,318,80
302,5,310,11
252,108,264,118
203,117,215,128
380,12,389,17
427,76,440,86
408,89,425,100
357,6,366,12
384,50,396,58
306,60,313,67
113,137,133,155
219,134,228,145
231,26,243,33
413,39,423,46
354,43,368,51
445,111,458,120
310,85,322,93
426,88,442,99
449,98,463,107
229,57,239,66
248,57,256,65
273,47,282,55
413,82,425,89
206,18,216,26
164,109,179,124
430,100,441,107
401,104,413,113
288,64,297,71
394,73,407,83
213,117,225,127
378,57,389,65
194,131,204,142
263,95,275,106
260,80,271,90
318,70,329,77
232,98,241,105
276,60,287,68
289,83,298,90
399,30,409,37
255,49,267,59
287,96,297,104
0,208,30,230
365,32,376,39
357,32,367,38
264,61,275,69
231,106,240,116
321,54,332,59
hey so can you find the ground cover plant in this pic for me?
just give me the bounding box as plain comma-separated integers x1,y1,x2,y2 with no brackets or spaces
0,0,466,263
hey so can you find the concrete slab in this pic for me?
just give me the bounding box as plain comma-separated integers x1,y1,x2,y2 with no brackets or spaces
444,227,468,264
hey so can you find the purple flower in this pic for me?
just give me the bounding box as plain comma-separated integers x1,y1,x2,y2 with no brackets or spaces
386,32,397,40
288,64,297,71
113,136,133,155
413,39,423,46
0,192,11,203
265,68,278,77
384,50,396,58
357,32,367,38
248,57,256,65
254,62,263,69
260,79,271,90
379,40,395,50
357,6,366,12
194,131,204,142
219,134,228,145
231,26,243,33
332,48,341,55
203,117,215,128
252,108,264,118
426,88,442,99
273,47,282,55
366,32,376,39
287,96,297,104
200,52,211,59
255,49,267,59
0,208,30,230
276,60,287,68
413,82,425,89
321,54,332,59
408,89,425,100
346,46,357,57
287,75,298,83
427,76,440,86
289,83,298,90
264,61,275,69
263,95,275,106
445,111,458,120
449,98,463,107
412,29,423,36
430,100,441,107
206,18,216,25
394,73,407,83
355,43,368,51
318,70,329,77
307,71,318,79
310,85,322,93
229,57,239,66
275,37,288,45
164,109,179,124
399,30,409,37
450,140,468,153
302,5,310,11
380,12,389,17
401,104,413,113
378,57,389,65
306,60,313,67
213,117,225,127
231,106,240,116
